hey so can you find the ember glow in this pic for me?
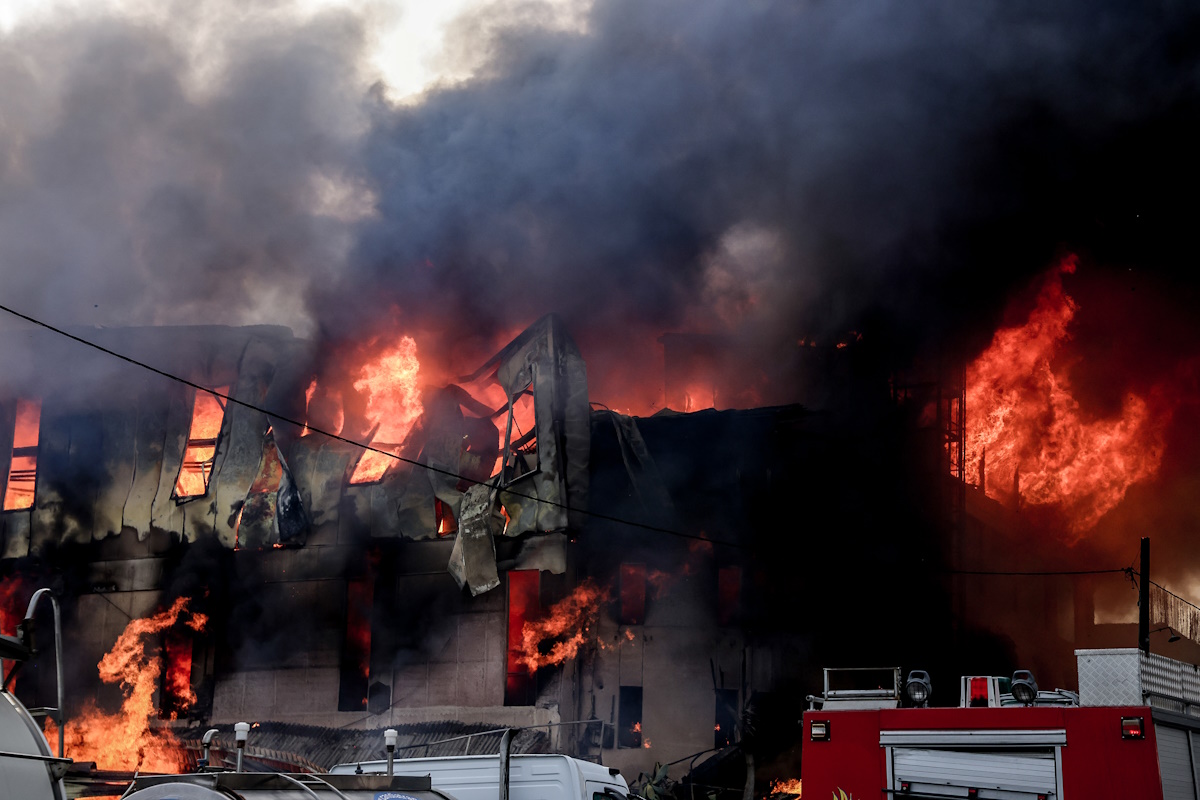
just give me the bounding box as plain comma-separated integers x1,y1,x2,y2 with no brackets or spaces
46,596,207,771
349,336,423,484
964,257,1170,533
769,779,803,797
517,579,609,672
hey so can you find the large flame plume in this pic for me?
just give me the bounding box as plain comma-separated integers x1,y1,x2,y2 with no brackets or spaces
517,579,609,672
964,257,1171,534
348,336,423,483
46,596,206,772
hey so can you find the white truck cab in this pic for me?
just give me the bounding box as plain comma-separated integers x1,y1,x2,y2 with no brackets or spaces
330,753,628,800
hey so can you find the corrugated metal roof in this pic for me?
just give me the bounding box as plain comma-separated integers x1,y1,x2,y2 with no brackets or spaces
179,721,550,773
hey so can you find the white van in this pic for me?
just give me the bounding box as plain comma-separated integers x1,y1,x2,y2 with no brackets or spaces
329,754,629,800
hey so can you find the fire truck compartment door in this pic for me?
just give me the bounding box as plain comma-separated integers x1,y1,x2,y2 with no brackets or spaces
1155,724,1197,800
891,747,1058,798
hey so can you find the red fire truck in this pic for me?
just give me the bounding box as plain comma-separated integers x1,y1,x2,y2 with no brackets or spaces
801,649,1200,799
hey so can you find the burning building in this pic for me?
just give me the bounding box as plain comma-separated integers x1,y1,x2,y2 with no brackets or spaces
0,308,973,787
3,0,1200,796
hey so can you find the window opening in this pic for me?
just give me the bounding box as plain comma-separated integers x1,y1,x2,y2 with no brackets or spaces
337,576,373,711
619,564,646,625
435,498,458,536
715,687,738,748
618,686,644,748
161,630,196,719
3,399,41,511
174,387,229,499
502,382,538,485
505,569,540,706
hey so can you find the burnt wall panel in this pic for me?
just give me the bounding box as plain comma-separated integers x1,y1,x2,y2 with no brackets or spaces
124,381,168,536
30,408,91,548
2,511,30,560
95,409,137,540
291,439,354,531
149,385,192,539
212,338,278,548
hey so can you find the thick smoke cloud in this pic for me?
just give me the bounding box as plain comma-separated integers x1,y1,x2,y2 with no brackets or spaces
0,3,369,342
3,0,1200,395
333,0,1200,373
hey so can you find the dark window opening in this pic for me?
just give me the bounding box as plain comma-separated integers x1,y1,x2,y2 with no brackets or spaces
715,688,739,748
338,576,373,711
174,387,229,499
161,630,195,719
505,569,540,706
619,564,646,625
502,382,538,485
3,399,41,511
717,566,742,627
618,686,644,749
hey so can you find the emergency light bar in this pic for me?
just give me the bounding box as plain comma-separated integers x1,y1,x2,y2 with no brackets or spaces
959,676,1001,708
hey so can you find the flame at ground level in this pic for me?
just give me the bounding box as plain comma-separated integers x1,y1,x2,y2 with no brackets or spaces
964,256,1172,534
46,596,206,772
769,779,802,797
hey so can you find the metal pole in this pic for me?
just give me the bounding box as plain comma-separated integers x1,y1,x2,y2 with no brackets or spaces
385,728,397,778
499,728,515,800
1139,537,1151,656
23,589,65,759
235,722,250,773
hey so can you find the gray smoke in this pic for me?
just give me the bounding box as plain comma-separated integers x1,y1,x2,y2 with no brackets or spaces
2,0,1199,395
332,0,1200,370
0,3,369,343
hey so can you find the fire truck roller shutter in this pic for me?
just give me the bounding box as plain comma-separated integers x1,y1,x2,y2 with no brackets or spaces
891,748,1057,797
1155,724,1197,800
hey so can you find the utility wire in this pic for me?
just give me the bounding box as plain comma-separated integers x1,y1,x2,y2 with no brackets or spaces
0,303,736,548
944,568,1130,576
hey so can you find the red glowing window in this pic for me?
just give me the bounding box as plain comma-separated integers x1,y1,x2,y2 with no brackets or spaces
174,388,229,499
717,566,742,626
505,570,540,706
338,576,373,711
161,630,196,719
619,564,646,625
3,399,41,511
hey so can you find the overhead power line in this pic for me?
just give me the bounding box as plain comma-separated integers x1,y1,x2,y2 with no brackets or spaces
0,303,734,548
944,568,1131,577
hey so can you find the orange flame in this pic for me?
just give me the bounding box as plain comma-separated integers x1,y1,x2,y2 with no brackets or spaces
300,377,319,437
4,398,41,511
769,779,802,796
175,389,228,498
46,597,207,771
964,257,1170,533
349,337,423,484
517,579,609,672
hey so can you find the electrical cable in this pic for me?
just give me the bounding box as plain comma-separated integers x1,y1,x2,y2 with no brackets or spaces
943,568,1129,576
0,303,737,548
